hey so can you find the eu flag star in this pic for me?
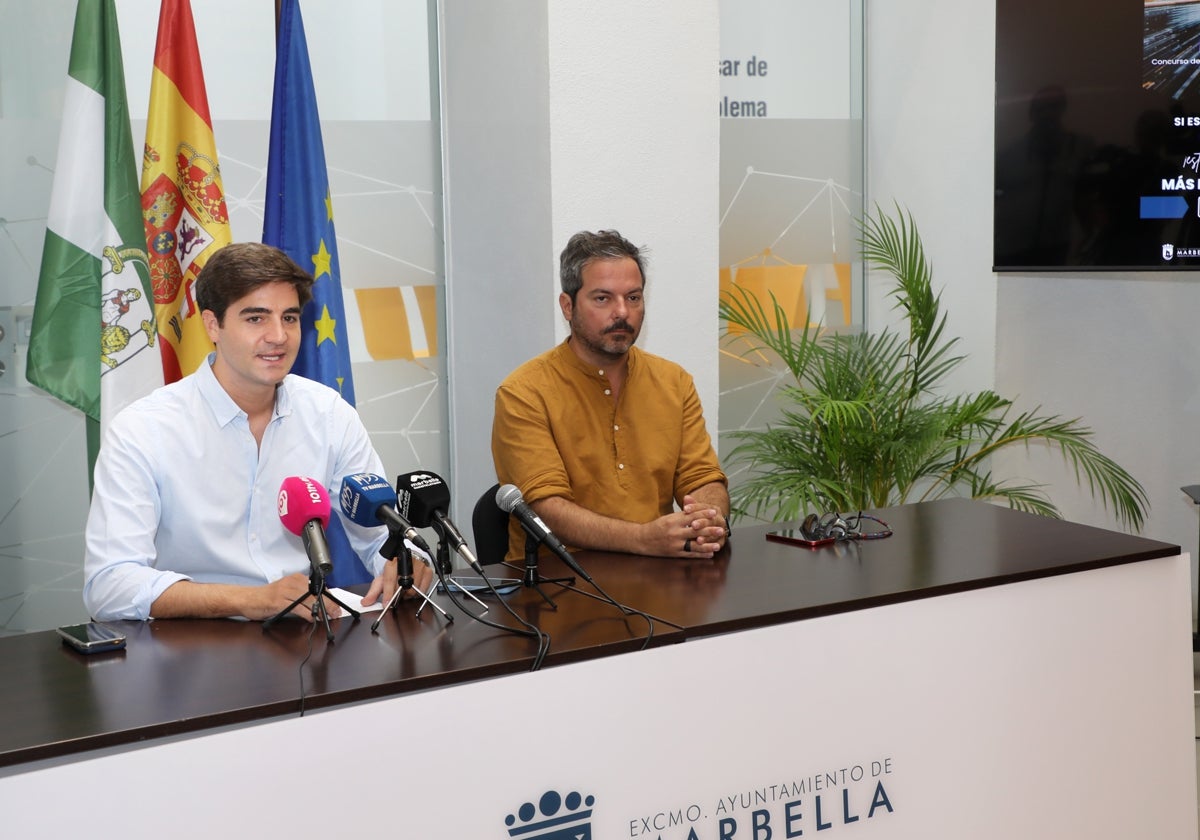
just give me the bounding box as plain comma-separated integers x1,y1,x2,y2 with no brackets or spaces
314,304,337,346
311,239,332,280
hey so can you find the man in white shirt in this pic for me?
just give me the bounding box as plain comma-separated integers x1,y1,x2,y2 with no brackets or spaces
83,242,430,621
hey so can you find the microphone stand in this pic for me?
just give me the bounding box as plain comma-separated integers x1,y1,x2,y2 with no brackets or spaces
417,537,488,617
500,531,575,609
372,543,453,631
263,565,360,643
435,539,452,575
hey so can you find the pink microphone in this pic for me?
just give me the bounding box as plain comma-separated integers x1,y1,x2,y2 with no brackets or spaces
278,476,334,576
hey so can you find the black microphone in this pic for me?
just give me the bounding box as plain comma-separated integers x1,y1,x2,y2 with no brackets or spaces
339,473,434,556
395,471,485,574
495,484,593,583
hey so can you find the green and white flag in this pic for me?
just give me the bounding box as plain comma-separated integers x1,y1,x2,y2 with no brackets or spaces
27,0,162,480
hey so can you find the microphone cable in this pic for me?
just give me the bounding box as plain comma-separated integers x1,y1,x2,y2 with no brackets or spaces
499,558,679,651
493,485,667,649
432,554,552,671
566,571,658,650
289,592,339,717
297,614,321,716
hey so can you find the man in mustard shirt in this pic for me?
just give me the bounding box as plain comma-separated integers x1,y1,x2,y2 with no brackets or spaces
491,229,730,560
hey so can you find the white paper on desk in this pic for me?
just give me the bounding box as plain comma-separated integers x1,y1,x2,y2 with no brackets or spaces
327,587,384,614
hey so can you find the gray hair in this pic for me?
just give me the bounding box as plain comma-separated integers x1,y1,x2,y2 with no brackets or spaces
559,229,646,301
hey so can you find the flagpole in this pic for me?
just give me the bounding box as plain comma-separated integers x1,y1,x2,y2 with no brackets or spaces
263,0,366,585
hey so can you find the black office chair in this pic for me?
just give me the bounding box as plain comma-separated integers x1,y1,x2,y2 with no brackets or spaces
471,483,510,565
474,484,573,603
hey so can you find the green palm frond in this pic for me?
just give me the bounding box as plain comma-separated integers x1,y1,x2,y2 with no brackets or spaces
964,472,1061,519
719,205,1149,532
720,284,819,376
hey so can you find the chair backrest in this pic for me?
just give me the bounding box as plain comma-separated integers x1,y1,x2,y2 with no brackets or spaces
471,483,510,565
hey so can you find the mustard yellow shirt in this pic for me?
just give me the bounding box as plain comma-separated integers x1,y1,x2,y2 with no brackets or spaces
492,340,726,556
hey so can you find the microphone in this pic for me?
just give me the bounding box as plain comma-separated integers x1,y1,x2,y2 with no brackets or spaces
278,476,334,578
395,471,484,574
339,473,434,556
495,484,593,583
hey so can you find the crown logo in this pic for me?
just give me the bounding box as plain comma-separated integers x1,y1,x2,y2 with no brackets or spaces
505,789,594,839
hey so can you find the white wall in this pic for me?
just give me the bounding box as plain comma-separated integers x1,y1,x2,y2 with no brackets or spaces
443,1,721,517
439,1,555,519
865,1,997,394
867,1,1196,590
547,0,720,398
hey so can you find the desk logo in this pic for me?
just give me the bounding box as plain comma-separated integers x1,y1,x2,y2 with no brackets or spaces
504,789,594,839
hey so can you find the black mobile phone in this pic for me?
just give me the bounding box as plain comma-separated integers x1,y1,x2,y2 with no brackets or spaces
436,575,522,596
766,529,836,549
56,622,127,654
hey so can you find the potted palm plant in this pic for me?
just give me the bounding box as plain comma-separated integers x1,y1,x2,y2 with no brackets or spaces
718,205,1149,531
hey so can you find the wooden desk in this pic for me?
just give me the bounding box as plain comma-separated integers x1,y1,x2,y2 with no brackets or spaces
0,498,1180,769
0,577,680,768
0,500,1193,838
547,498,1182,637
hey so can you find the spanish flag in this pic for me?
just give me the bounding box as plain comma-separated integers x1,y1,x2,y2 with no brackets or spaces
140,0,231,383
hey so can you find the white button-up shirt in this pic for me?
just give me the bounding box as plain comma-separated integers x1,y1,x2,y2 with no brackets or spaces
84,354,390,621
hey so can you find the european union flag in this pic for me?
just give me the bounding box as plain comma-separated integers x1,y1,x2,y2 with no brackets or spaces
263,0,369,586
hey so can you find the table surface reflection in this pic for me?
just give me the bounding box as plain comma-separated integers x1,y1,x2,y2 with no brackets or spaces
0,498,1178,769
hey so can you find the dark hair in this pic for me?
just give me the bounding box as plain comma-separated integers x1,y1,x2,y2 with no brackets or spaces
559,229,646,301
195,243,314,324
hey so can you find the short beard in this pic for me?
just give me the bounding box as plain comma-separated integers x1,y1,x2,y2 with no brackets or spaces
570,315,636,361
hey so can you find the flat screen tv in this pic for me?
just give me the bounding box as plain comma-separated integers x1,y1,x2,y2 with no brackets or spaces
995,0,1200,270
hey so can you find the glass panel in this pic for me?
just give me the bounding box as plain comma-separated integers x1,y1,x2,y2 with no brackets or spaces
0,0,446,633
717,0,865,519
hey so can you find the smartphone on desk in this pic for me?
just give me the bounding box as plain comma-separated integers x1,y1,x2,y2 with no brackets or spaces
766,529,836,549
437,575,522,596
57,622,127,654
